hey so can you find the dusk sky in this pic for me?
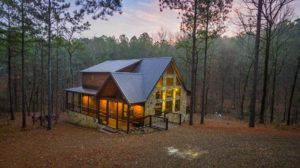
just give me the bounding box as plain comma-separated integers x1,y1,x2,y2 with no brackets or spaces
75,0,300,40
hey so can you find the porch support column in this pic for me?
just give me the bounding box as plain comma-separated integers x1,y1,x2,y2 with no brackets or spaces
116,102,119,129
66,91,68,110
96,96,100,123
87,95,90,115
127,105,131,134
72,92,74,111
79,93,82,113
106,100,109,126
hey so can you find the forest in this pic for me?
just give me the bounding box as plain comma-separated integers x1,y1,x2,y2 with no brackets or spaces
0,0,299,128
0,0,300,167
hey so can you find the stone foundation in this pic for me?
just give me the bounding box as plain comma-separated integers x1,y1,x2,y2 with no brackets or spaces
67,111,98,128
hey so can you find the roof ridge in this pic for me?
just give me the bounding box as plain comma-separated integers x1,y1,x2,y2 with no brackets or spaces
111,72,144,75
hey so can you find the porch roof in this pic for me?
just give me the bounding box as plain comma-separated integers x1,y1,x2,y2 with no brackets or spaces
65,86,97,96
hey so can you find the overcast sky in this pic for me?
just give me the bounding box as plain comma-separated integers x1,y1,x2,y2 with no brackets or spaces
74,0,300,39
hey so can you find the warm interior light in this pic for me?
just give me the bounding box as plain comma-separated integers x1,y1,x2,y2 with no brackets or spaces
82,95,89,106
99,99,107,111
132,105,144,118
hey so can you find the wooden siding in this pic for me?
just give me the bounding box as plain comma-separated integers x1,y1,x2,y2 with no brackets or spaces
82,72,109,90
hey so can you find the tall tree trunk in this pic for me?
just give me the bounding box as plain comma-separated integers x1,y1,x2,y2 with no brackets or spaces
47,0,52,130
68,51,74,87
7,19,14,120
189,0,198,125
40,40,44,125
287,55,300,125
240,62,253,120
200,3,209,124
249,0,263,128
270,55,278,123
21,0,26,128
260,24,272,124
56,45,59,115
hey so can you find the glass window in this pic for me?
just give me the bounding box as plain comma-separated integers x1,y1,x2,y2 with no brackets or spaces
89,96,96,109
166,89,173,98
166,78,174,86
175,100,180,111
123,104,128,118
99,99,107,112
156,90,163,99
175,88,181,97
155,102,162,115
156,78,163,87
165,101,172,113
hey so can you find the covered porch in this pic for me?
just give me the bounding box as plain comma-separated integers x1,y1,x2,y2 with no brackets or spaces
65,87,145,133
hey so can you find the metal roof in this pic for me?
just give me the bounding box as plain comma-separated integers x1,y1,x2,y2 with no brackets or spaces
111,72,146,104
65,86,98,95
67,57,176,104
80,59,141,72
134,57,172,98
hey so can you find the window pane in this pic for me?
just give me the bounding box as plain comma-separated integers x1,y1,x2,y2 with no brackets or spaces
155,103,162,115
175,100,180,111
166,78,174,86
156,90,162,99
166,101,172,112
89,96,96,109
99,99,107,112
166,89,173,98
175,88,181,97
156,78,163,87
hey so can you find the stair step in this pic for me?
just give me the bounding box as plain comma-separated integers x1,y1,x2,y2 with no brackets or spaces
102,126,118,133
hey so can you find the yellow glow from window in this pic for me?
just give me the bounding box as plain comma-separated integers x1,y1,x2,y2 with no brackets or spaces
132,105,144,118
99,99,107,111
162,91,166,112
82,95,89,107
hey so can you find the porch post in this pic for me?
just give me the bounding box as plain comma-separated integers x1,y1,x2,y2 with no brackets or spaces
80,93,82,113
66,91,68,110
87,95,90,115
96,96,100,123
116,102,119,129
127,105,131,134
72,92,74,111
106,100,109,126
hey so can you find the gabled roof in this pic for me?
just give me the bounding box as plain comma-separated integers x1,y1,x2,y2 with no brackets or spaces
111,72,145,104
66,56,186,104
81,59,141,72
134,57,172,98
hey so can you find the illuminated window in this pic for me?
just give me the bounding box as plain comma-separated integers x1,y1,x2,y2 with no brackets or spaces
132,105,144,118
166,89,173,98
156,90,163,99
123,104,128,118
166,78,174,86
99,99,107,112
175,100,180,111
89,96,96,109
165,101,172,112
175,88,181,97
156,78,163,87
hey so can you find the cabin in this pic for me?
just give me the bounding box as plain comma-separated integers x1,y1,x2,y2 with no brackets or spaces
65,57,188,133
